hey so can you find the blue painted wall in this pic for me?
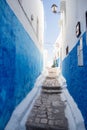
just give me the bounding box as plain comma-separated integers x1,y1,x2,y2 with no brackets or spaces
0,0,43,129
62,32,87,129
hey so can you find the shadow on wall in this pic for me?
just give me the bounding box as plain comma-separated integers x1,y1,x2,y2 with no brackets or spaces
62,32,87,129
0,0,43,129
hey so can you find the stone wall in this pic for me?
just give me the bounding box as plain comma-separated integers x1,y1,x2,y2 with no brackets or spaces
0,0,43,129
62,32,87,129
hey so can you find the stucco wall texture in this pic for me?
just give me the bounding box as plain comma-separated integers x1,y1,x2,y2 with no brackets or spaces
62,32,87,129
0,0,43,129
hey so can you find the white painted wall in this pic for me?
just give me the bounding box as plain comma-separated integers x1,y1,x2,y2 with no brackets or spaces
6,0,44,52
55,30,62,68
60,0,87,60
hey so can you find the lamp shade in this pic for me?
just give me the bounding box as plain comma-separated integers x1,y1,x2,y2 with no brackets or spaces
51,4,58,13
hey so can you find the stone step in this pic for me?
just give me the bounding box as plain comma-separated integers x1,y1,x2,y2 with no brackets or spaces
42,85,62,90
46,76,58,79
42,89,62,94
26,124,67,130
43,79,60,87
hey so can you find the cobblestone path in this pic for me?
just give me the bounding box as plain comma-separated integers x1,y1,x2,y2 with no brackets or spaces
26,68,68,130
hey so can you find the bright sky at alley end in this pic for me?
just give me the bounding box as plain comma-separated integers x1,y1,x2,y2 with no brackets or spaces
43,0,60,63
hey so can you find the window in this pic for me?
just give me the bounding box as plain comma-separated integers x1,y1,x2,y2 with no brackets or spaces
66,46,69,55
77,37,83,66
85,11,87,30
36,17,39,39
85,11,87,45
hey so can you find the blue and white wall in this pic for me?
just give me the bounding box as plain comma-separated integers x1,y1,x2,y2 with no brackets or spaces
0,0,44,129
60,0,87,129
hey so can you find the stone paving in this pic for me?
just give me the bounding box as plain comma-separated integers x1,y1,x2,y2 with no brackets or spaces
26,68,68,130
42,77,62,94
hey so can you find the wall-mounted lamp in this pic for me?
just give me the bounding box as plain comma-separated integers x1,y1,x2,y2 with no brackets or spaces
51,4,61,14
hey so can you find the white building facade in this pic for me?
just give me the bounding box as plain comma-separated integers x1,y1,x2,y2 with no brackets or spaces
58,0,87,129
7,0,44,51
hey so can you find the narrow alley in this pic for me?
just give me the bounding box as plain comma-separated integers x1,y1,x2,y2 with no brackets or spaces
0,0,87,130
